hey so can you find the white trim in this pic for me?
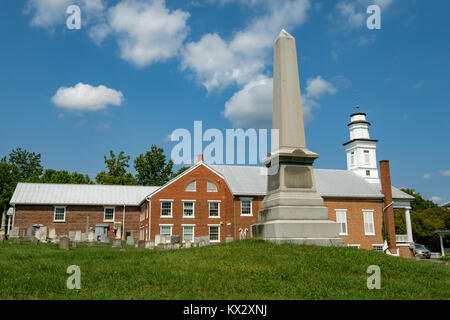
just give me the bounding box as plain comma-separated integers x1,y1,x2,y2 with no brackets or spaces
103,207,115,222
160,200,173,218
182,225,195,243
143,163,227,201
53,206,66,222
185,180,196,192
363,209,375,236
335,209,348,236
208,224,221,243
182,200,195,218
240,198,253,216
208,201,221,218
347,244,360,249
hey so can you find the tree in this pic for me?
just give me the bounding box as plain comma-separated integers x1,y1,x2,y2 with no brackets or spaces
39,169,92,184
6,147,43,182
0,161,18,216
400,188,437,212
96,150,137,185
172,166,190,178
134,145,174,186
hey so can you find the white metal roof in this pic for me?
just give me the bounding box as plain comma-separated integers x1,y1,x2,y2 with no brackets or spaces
10,183,159,206
209,164,413,200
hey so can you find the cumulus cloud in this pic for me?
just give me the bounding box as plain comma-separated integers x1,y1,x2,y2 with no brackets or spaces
25,0,106,29
423,173,432,179
103,0,190,67
51,82,124,111
181,0,310,92
224,75,337,128
431,196,444,204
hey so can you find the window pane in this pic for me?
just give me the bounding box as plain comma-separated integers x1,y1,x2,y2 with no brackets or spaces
104,208,114,221
209,202,219,217
241,200,251,215
183,226,194,242
161,202,172,216
209,226,219,241
185,181,196,192
183,202,194,216
54,207,65,221
160,226,172,238
207,181,217,192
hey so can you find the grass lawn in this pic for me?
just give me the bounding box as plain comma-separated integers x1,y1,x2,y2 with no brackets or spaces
0,239,448,300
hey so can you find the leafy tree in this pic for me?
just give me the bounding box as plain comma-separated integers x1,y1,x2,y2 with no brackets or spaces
134,145,174,186
96,150,137,185
172,166,190,178
39,169,92,184
400,188,437,212
0,161,18,217
6,147,43,182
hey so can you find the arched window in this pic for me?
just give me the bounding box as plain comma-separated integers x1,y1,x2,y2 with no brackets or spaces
185,180,196,192
207,180,217,192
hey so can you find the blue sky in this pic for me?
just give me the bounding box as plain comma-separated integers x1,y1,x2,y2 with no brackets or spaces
0,0,449,203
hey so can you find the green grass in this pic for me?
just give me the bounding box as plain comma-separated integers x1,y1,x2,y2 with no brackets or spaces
0,239,448,300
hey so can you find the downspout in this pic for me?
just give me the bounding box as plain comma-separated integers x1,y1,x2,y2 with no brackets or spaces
122,203,126,240
233,198,237,240
147,197,151,241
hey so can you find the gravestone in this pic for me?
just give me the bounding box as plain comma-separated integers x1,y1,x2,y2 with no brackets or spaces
81,232,88,242
137,240,146,249
155,234,162,245
48,228,56,242
101,236,110,244
145,241,155,249
31,237,38,245
74,230,82,242
112,239,122,249
157,243,166,250
173,243,180,249
126,235,135,246
23,227,34,242
184,241,192,249
0,232,5,243
9,227,20,239
88,230,95,243
87,241,94,247
72,241,77,249
226,237,234,243
69,231,76,241
59,237,69,250
170,235,180,244
36,226,47,243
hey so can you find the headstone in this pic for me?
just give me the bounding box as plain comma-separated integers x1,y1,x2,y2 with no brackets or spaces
114,222,122,240
157,243,166,250
9,227,20,239
0,232,5,243
101,236,110,244
112,239,122,248
126,235,135,246
137,240,146,249
31,237,38,245
23,227,34,242
155,234,162,245
74,230,82,242
72,241,77,249
88,230,95,243
36,226,47,243
170,235,180,244
250,30,343,247
145,241,155,249
173,243,180,249
87,241,94,247
81,232,88,242
59,237,69,250
184,241,192,249
160,235,166,244
226,237,234,243
48,228,56,241
69,231,76,241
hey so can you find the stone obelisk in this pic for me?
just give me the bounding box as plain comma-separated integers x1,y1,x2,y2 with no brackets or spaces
251,30,343,246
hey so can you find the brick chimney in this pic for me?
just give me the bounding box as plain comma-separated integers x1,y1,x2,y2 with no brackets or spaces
197,154,204,163
379,160,397,252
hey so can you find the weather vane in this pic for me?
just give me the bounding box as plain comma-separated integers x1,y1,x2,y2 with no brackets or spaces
353,90,360,110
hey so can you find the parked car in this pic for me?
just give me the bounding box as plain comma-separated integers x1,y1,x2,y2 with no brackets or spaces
414,243,431,259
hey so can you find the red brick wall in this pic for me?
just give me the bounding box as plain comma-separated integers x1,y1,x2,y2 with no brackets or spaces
324,198,384,250
14,204,140,242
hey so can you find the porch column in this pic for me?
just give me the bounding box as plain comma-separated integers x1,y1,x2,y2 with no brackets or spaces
405,207,413,243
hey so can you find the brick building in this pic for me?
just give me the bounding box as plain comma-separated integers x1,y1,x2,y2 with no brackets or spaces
6,111,415,256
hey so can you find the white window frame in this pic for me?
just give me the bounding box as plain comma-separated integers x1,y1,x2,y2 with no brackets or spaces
185,180,196,192
373,244,384,252
182,200,195,218
347,244,360,249
350,151,355,167
182,224,195,243
207,180,218,192
160,199,173,218
335,209,348,236
208,200,221,218
208,224,220,243
159,224,173,243
104,207,115,222
240,198,253,216
364,150,370,165
363,209,375,236
53,206,66,222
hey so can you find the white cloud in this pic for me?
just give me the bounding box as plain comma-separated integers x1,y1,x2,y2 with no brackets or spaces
441,170,450,177
431,196,444,204
51,82,124,111
423,173,432,179
25,0,106,29
181,0,310,92
103,0,190,67
224,75,337,128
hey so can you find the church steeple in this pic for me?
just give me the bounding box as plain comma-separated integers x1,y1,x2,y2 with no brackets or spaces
343,107,379,183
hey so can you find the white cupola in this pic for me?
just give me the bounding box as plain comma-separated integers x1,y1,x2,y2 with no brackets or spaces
343,108,379,183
